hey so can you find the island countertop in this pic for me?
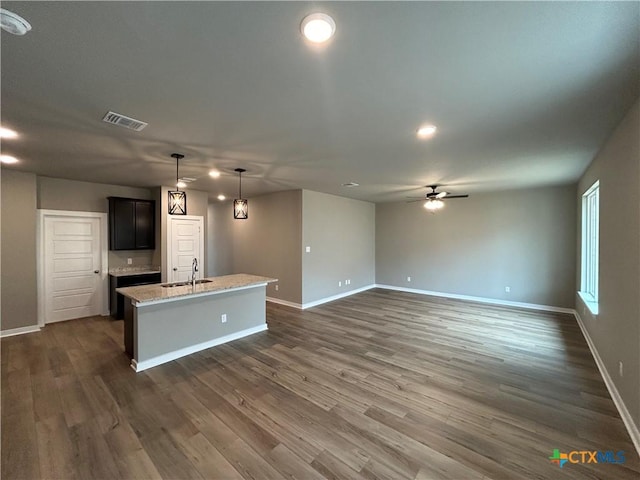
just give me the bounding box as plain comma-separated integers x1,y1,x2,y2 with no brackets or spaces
116,273,277,306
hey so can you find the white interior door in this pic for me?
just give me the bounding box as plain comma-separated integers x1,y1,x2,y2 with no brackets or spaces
43,215,103,323
168,216,204,282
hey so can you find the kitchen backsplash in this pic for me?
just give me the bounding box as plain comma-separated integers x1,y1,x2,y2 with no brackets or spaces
108,250,155,269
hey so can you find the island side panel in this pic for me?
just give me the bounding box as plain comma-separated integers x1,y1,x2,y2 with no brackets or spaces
134,285,266,368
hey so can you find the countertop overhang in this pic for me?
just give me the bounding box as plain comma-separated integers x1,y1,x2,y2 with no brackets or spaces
116,273,277,306
109,269,161,277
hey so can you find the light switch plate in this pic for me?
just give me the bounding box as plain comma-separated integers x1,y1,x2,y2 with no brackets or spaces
305,246,311,253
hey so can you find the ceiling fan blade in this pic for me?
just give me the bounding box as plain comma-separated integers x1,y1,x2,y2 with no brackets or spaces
443,194,469,199
436,191,448,198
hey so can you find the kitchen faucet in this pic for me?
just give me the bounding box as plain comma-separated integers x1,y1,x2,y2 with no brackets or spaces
191,258,198,288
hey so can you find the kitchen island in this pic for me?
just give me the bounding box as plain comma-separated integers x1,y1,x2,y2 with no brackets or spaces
117,273,276,372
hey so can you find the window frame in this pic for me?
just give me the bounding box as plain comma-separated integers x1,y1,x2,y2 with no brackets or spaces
579,180,599,315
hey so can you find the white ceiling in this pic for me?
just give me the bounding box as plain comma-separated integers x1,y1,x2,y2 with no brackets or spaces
1,1,638,202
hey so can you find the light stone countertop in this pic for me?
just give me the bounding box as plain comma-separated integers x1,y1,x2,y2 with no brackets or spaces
109,266,161,277
116,273,277,306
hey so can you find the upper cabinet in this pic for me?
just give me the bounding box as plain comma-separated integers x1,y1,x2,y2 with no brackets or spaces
108,197,155,250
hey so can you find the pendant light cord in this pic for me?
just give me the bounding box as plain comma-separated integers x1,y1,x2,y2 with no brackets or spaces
171,153,185,192
239,170,242,198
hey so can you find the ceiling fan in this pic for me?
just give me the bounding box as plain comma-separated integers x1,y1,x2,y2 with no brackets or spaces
407,185,469,211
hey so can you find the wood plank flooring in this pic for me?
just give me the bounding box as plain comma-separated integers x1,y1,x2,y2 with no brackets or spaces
2,288,638,479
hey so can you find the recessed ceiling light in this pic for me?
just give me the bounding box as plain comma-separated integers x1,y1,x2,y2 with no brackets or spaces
217,194,226,201
342,182,360,187
209,170,221,178
0,155,19,164
176,181,187,189
417,124,437,138
301,13,336,43
0,127,18,139
0,8,31,36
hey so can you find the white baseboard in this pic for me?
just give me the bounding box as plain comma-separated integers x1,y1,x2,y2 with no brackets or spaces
266,296,303,309
268,285,376,310
302,284,376,309
0,325,41,338
131,324,268,373
374,284,575,314
573,311,640,457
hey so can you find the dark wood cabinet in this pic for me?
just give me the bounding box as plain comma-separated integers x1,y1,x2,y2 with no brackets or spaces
134,200,154,249
108,197,155,250
110,272,161,320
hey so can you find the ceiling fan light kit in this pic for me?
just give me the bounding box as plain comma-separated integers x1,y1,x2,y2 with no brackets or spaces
407,185,469,212
424,199,445,211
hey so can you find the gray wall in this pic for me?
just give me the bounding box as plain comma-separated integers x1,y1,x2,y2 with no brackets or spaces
207,201,234,277
1,170,38,331
37,176,152,212
576,99,639,428
230,190,303,304
38,176,157,269
376,185,577,308
302,190,376,305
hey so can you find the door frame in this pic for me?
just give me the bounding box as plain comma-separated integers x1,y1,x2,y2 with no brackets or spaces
166,215,204,283
37,209,109,327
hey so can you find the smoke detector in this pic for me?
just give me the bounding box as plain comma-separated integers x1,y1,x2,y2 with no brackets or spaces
102,111,148,131
0,8,31,36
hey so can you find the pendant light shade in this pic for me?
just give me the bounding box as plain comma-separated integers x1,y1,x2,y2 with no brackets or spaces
169,153,187,215
233,168,248,220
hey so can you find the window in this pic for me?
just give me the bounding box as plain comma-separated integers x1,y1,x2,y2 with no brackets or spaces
580,180,599,314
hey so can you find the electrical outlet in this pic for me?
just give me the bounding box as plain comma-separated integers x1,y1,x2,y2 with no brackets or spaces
305,246,311,253
619,361,623,377
339,281,342,287
221,314,227,324
407,276,411,282
275,284,279,291
505,286,510,293
127,258,132,265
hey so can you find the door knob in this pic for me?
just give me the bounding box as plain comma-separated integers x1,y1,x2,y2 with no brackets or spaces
94,270,100,274
173,267,178,271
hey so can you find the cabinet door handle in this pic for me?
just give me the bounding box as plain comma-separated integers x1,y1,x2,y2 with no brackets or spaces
94,270,100,274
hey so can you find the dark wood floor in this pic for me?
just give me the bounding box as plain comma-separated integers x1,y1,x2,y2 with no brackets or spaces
2,288,638,479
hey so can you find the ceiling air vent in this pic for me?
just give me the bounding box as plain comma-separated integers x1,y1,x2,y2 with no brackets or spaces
102,111,148,131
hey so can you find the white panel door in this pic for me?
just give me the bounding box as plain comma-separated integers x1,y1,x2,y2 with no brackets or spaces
44,216,102,323
169,216,203,282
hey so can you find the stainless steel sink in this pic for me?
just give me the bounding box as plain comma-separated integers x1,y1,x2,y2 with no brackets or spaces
161,279,213,288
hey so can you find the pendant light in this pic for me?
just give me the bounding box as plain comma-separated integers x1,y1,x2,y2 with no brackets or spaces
168,153,187,215
233,168,248,219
